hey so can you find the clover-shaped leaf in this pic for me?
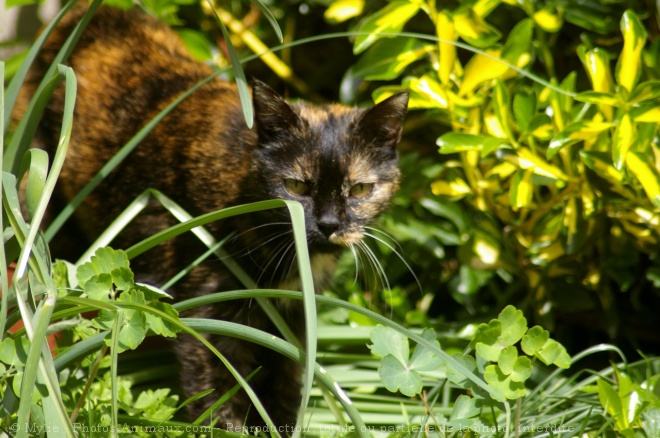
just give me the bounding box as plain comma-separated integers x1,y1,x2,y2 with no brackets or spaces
521,325,549,355
497,346,532,384
370,325,442,397
409,328,442,371
473,305,528,362
380,355,423,397
77,248,134,300
537,339,571,368
484,365,526,400
369,324,409,364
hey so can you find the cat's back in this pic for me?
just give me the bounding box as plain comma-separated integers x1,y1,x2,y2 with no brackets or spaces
16,4,255,243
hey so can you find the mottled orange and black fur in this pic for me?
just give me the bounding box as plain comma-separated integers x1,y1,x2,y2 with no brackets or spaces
15,4,408,429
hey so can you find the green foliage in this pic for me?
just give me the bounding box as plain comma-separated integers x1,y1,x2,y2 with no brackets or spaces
326,0,660,346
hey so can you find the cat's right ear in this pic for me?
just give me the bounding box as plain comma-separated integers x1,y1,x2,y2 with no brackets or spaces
252,80,301,142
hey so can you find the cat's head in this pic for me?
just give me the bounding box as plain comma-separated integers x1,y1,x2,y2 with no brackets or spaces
251,80,409,253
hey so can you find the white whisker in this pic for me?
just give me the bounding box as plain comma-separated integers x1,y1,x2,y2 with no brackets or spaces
363,230,422,295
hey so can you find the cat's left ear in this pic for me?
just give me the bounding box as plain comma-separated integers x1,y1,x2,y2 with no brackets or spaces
357,91,410,149
252,80,301,142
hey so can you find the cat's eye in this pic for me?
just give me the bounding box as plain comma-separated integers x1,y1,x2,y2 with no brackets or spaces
350,183,374,199
284,178,309,196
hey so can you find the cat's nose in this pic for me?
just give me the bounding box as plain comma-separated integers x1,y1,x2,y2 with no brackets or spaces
317,214,341,239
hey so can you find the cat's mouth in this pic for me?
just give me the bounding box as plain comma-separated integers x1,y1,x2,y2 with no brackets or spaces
309,230,363,253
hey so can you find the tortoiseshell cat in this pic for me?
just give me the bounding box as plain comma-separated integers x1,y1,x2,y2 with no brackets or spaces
16,4,408,429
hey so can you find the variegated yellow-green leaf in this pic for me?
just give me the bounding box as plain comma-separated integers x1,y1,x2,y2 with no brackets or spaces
578,47,614,93
459,47,507,96
627,152,660,208
324,0,364,24
509,169,533,210
353,1,420,54
629,80,660,103
616,10,646,92
612,113,635,171
630,103,660,122
453,6,502,48
579,151,624,182
472,0,501,17
437,10,456,85
492,80,515,141
501,19,532,66
431,176,472,198
548,121,613,159
353,38,432,81
528,114,554,140
574,91,621,106
532,7,563,32
498,148,569,181
548,72,576,130
437,132,506,154
407,74,449,109
472,230,500,267
564,196,587,254
513,90,536,133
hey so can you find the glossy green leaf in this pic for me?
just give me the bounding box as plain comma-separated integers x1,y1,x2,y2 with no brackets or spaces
431,175,472,198
437,11,456,85
612,113,635,170
353,38,432,81
497,345,518,375
501,18,533,66
453,6,502,48
627,152,660,208
353,1,420,54
513,90,536,132
324,0,364,23
616,10,646,92
597,379,626,429
76,248,135,301
437,132,506,154
548,121,613,159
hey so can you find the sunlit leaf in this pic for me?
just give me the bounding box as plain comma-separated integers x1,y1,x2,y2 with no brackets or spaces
548,121,613,159
574,91,620,106
616,10,646,92
353,1,420,54
499,148,569,181
532,7,563,32
459,47,507,95
483,365,526,399
612,113,634,170
324,0,364,24
627,152,660,208
437,132,506,154
437,11,456,85
492,80,514,141
453,6,502,48
521,326,550,356
353,38,432,81
629,80,660,103
509,169,533,210
580,151,624,182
